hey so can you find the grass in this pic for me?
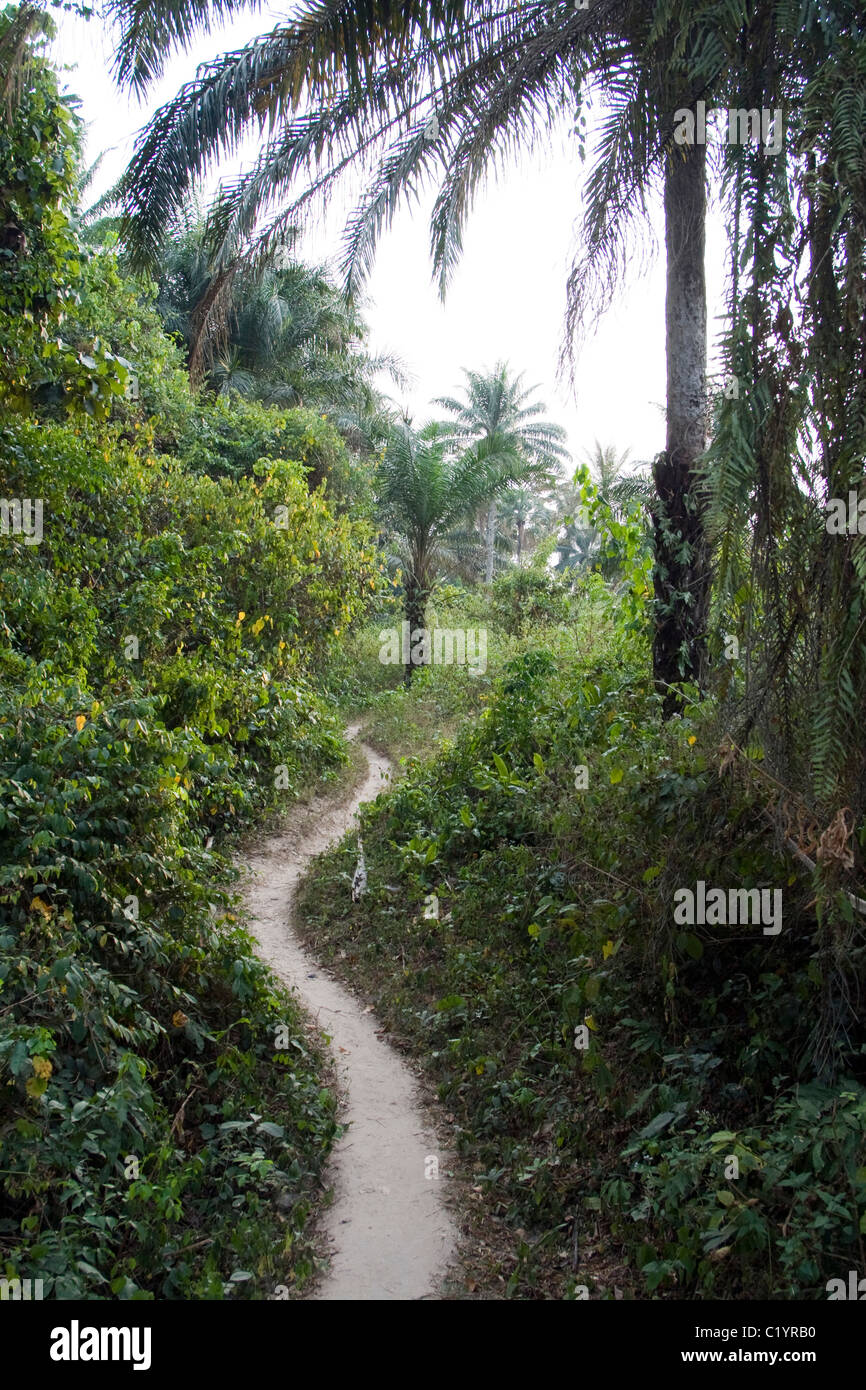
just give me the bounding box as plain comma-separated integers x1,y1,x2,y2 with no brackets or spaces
295,590,865,1301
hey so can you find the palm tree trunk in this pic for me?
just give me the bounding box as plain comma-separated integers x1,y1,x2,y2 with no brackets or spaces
651,135,710,716
403,574,428,687
485,500,496,584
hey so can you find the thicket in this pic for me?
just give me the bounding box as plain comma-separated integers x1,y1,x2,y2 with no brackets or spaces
301,585,866,1300
0,21,379,1299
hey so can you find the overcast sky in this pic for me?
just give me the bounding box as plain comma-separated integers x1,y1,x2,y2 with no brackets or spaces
52,6,730,473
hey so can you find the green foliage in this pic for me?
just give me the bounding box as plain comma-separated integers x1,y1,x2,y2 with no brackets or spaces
0,11,130,416
0,404,370,1294
0,680,339,1298
300,588,864,1298
575,463,652,618
55,245,192,426
171,396,371,509
147,215,401,453
0,52,380,1294
620,1083,866,1297
0,414,378,679
490,566,573,636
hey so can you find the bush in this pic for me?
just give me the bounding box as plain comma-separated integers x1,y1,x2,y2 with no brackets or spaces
0,681,339,1298
490,566,573,635
171,397,372,510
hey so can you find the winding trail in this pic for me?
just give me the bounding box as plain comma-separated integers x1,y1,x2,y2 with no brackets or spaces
242,729,457,1300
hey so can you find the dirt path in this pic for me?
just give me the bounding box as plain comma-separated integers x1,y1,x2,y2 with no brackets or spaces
242,729,457,1300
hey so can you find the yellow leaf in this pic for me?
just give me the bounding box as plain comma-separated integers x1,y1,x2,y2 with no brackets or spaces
75,714,86,732
29,896,52,919
609,767,624,785
172,1011,189,1028
585,1015,597,1031
31,1056,52,1080
602,939,615,960
251,618,265,635
236,611,246,625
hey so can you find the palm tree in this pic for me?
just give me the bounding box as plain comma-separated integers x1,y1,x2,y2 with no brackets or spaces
108,0,799,707
552,445,652,578
497,485,558,564
435,364,568,582
583,441,631,500
151,211,405,438
378,419,542,683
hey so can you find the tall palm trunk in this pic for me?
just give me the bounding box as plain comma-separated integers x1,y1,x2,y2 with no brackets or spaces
485,500,496,584
403,567,429,687
651,134,710,716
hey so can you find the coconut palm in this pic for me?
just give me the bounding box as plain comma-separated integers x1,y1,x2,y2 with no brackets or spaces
435,364,568,581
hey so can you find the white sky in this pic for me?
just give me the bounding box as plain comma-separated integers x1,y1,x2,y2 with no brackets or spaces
51,6,729,472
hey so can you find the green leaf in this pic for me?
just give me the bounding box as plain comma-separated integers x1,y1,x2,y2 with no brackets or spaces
676,932,703,960
257,1121,285,1138
435,994,466,1011
640,1110,677,1139
493,753,508,779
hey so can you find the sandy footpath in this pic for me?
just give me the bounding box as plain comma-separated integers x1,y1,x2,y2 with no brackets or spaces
241,728,457,1300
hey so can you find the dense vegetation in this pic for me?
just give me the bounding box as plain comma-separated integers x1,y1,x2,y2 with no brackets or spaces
2,0,866,1307
306,582,866,1299
0,19,378,1298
